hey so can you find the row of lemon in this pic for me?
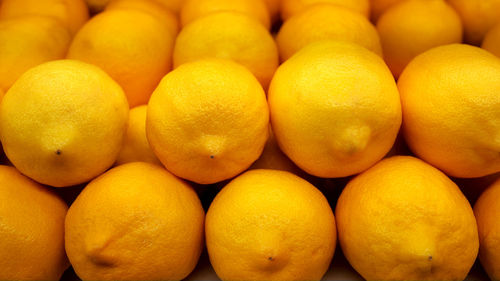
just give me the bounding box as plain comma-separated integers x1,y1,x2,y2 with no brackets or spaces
2,154,499,280
2,0,500,106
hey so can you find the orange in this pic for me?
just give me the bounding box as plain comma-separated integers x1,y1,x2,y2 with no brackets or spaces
377,0,462,77
147,59,269,184
482,23,500,57
0,165,68,280
65,162,204,280
173,12,279,89
276,4,382,61
269,41,401,178
67,9,175,107
106,0,179,36
0,0,89,35
0,16,71,91
180,0,270,28
447,0,500,45
398,44,500,178
474,178,500,280
280,0,370,20
0,60,129,187
116,105,161,166
370,0,403,21
206,169,336,280
336,156,479,280
250,126,301,174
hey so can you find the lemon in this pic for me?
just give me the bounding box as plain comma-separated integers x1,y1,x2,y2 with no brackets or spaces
67,9,175,107
0,60,129,187
336,156,479,280
206,169,336,280
276,4,382,61
0,165,68,280
173,12,278,89
269,41,401,178
398,44,500,178
66,162,204,280
147,59,269,184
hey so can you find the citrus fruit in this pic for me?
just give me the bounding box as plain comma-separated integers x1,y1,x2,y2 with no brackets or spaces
0,16,71,91
269,41,401,178
474,178,500,281
482,23,500,57
0,59,129,187
377,0,462,77
65,162,204,280
0,165,68,280
250,127,301,174
86,0,110,12
0,0,89,35
173,12,279,89
116,105,161,166
280,0,370,20
370,0,402,21
67,9,175,108
206,169,336,280
106,0,179,36
336,156,479,280
276,4,382,61
180,0,270,28
398,44,500,178
147,58,269,184
447,0,500,45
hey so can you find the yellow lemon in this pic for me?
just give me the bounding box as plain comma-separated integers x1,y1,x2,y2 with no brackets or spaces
173,12,279,89
206,169,336,280
398,44,500,178
67,9,175,108
336,156,479,280
269,41,401,178
147,59,269,184
0,0,89,35
116,105,161,166
106,0,179,36
180,0,270,28
280,0,370,20
447,0,500,45
0,16,71,91
65,162,204,280
474,178,500,281
377,0,462,77
482,23,500,57
0,60,129,187
0,165,68,280
276,4,382,61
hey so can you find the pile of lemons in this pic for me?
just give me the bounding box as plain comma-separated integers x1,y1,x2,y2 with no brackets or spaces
0,0,499,280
